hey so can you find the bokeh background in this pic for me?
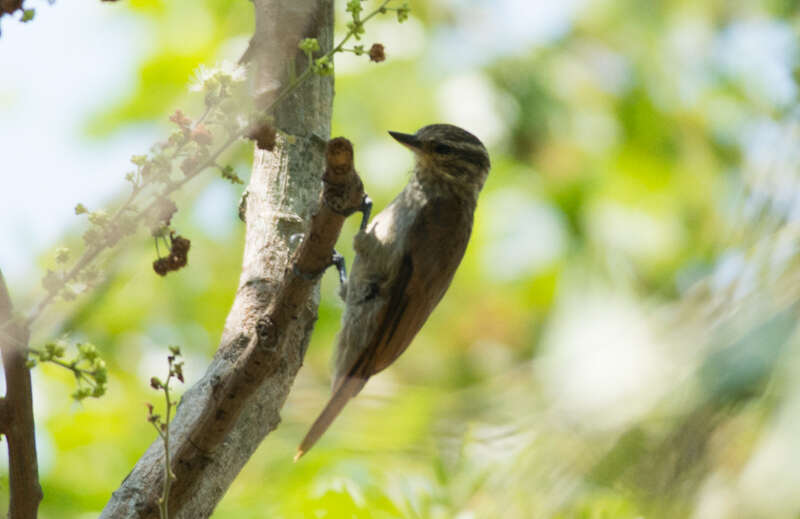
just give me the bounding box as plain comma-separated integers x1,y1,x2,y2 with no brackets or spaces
3,0,800,517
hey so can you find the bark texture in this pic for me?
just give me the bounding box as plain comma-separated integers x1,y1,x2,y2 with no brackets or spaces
101,1,339,517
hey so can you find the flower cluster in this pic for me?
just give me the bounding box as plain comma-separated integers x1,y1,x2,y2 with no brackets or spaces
39,62,251,310
152,233,191,276
28,340,108,401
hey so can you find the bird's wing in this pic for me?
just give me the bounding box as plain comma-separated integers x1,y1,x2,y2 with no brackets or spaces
345,195,473,380
296,197,473,459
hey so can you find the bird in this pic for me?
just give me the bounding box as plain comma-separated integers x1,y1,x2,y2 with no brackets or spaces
296,123,491,460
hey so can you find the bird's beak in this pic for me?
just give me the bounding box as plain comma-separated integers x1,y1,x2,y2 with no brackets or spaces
388,131,422,150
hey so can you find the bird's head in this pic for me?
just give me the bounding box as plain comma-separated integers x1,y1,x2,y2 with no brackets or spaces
389,124,490,197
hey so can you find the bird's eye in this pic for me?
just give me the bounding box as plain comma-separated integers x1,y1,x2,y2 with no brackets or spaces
434,143,454,155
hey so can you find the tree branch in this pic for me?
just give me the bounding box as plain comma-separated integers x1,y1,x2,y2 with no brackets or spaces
0,270,43,519
0,397,7,433
101,1,345,516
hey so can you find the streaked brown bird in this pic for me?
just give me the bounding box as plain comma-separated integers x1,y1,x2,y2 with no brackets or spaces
296,124,491,459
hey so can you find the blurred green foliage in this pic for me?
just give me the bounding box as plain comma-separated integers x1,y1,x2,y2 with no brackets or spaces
7,0,800,517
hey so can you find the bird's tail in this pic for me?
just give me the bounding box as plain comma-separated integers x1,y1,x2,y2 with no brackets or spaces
295,376,366,461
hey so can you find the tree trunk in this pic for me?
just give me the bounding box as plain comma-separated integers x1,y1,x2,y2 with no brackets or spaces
101,1,335,516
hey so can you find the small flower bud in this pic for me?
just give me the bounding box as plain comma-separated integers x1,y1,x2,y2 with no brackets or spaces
396,4,410,22
180,156,199,176
153,258,170,276
131,155,148,167
299,38,321,54
170,235,191,256
369,43,385,63
169,109,192,129
247,121,277,151
55,247,70,264
191,124,213,146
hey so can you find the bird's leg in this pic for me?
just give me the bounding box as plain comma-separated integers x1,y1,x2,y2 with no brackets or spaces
292,249,347,285
359,195,373,231
331,250,347,286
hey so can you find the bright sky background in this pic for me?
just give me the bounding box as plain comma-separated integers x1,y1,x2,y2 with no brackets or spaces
0,1,156,285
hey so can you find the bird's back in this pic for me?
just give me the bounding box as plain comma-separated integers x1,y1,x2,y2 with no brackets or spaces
332,182,476,389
